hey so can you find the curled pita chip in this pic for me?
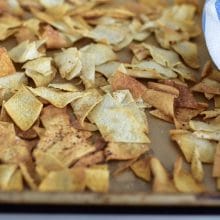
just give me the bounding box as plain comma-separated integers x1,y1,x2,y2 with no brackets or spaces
143,89,175,118
191,148,204,182
85,164,109,193
189,120,220,132
170,130,216,163
0,47,16,77
150,157,177,193
109,71,147,99
0,164,23,191
9,40,45,63
132,60,177,79
88,90,150,143
28,87,86,108
173,157,206,193
144,44,181,68
191,78,220,95
0,121,31,164
4,86,43,131
172,41,199,69
54,48,82,80
200,109,220,120
130,157,151,182
129,43,149,61
39,168,86,192
71,89,102,126
105,143,149,161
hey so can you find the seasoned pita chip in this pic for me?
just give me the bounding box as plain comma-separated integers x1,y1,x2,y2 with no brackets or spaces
28,87,86,108
191,78,220,95
96,61,121,78
48,82,79,92
150,157,177,193
9,40,45,63
109,71,147,99
129,43,149,61
39,168,86,192
215,96,220,108
0,122,31,164
201,109,220,120
4,86,43,131
15,27,37,43
54,48,82,80
191,148,204,182
88,90,150,143
130,157,151,182
170,130,216,163
173,157,206,193
85,164,109,193
71,89,102,126
143,89,175,118
172,41,199,69
105,143,149,161
74,151,105,167
35,105,96,167
0,47,16,77
0,164,23,191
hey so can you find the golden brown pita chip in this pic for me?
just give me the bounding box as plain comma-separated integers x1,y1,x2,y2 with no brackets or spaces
191,148,204,182
109,71,147,99
85,164,109,193
0,164,23,191
200,109,220,120
172,41,199,69
213,143,220,177
150,157,177,193
15,27,37,43
0,47,16,77
39,168,86,192
189,120,220,132
170,130,216,163
5,86,43,131
149,109,173,123
129,43,149,61
173,157,206,193
130,157,151,182
105,143,149,161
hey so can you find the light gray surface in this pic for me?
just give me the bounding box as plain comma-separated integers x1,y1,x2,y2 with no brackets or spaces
0,216,219,220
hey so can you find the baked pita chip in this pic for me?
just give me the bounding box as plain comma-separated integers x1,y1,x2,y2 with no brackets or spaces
88,90,150,143
0,164,23,191
149,109,173,123
173,157,206,193
54,47,82,80
129,43,149,61
71,88,102,126
96,61,121,78
170,130,216,163
85,164,109,193
150,157,177,193
28,87,86,108
0,47,16,77
191,148,204,182
200,109,220,120
213,143,220,177
189,120,220,132
130,157,151,182
172,41,199,69
105,143,149,161
4,86,43,131
9,40,45,63
0,122,31,164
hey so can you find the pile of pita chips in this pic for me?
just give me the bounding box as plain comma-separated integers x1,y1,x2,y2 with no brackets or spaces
0,0,218,194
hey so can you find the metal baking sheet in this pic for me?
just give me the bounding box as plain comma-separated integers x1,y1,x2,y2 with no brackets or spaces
1,0,220,206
